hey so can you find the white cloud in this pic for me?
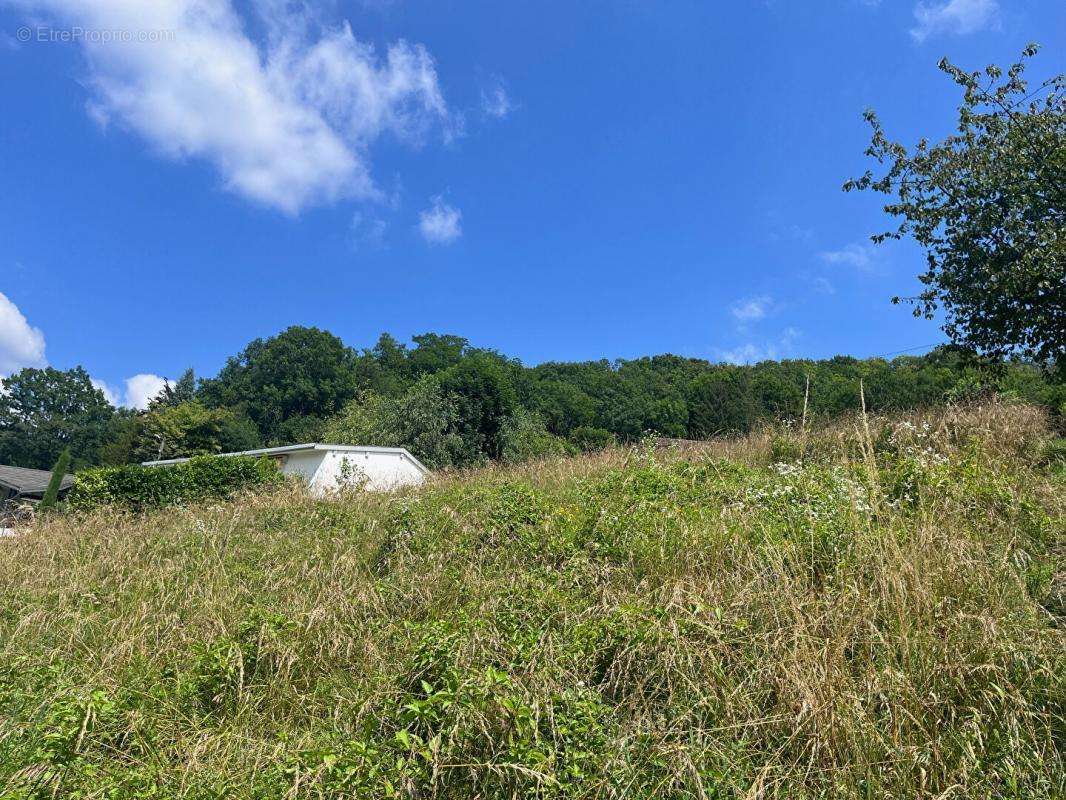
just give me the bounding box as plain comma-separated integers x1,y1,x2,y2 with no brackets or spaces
818,242,879,272
730,295,773,323
0,289,173,408
91,377,122,406
7,1,454,214
418,196,462,245
481,81,512,120
718,327,800,365
910,0,999,42
124,373,173,410
0,292,46,376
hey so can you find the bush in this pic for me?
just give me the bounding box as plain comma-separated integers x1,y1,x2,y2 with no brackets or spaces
498,409,574,463
322,378,475,469
568,426,616,453
67,455,281,513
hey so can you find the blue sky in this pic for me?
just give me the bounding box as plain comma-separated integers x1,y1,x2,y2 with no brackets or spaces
1,0,1063,407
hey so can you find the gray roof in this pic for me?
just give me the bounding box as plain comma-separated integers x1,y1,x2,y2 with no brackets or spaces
143,443,430,475
0,464,76,497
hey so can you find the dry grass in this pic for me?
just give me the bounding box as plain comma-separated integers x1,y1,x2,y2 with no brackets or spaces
0,400,1062,798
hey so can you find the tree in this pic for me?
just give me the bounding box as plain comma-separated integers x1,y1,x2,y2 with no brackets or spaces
531,380,597,435
354,333,411,396
148,368,196,410
438,354,521,459
133,401,260,462
407,333,470,378
322,377,473,468
687,368,757,436
0,367,114,469
198,327,360,442
38,448,71,511
846,45,1064,369
96,409,143,466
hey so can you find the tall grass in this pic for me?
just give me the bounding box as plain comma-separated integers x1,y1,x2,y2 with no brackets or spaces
0,400,1062,798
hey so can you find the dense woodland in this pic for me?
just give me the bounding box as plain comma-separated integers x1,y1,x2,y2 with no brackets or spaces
0,326,1061,472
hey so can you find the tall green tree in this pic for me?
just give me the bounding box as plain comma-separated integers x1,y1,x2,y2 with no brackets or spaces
0,367,114,469
687,368,757,436
846,46,1064,369
198,327,360,443
438,354,521,459
407,333,471,378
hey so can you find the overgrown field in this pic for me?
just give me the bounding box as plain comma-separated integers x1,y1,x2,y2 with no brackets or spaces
1,402,1063,799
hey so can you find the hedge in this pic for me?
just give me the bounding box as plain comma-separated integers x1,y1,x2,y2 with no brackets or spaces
67,456,282,513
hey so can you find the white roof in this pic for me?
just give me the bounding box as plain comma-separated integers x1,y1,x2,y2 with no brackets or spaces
142,443,430,475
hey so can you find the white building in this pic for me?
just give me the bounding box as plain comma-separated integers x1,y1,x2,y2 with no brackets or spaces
143,444,429,496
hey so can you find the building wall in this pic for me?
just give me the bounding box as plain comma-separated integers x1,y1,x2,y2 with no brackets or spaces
277,450,325,488
281,449,425,496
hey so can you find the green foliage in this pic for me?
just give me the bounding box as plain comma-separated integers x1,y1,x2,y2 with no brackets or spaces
846,46,1065,368
38,447,71,511
133,401,260,462
687,367,757,435
438,354,522,459
0,366,115,470
148,367,197,410
498,408,574,463
568,426,616,452
67,455,281,512
198,326,360,443
322,377,474,469
4,330,1059,474
96,409,143,466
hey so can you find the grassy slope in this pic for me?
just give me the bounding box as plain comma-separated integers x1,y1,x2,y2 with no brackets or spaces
0,402,1062,799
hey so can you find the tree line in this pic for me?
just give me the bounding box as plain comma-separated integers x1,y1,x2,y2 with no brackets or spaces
1,326,1061,472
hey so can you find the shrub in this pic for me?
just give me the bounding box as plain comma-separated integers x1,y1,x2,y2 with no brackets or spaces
498,409,574,463
323,378,475,469
568,426,616,453
39,447,71,511
67,455,281,513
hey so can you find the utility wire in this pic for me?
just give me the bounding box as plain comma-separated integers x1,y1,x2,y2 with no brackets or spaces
871,342,947,359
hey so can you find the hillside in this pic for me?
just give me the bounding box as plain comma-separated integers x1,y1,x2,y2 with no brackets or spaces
0,402,1063,798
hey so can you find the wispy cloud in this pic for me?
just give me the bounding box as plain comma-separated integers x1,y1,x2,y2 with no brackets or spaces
730,295,773,323
0,292,46,376
350,211,388,250
480,79,512,120
8,1,456,214
910,0,999,42
418,197,462,245
717,327,801,366
818,242,881,273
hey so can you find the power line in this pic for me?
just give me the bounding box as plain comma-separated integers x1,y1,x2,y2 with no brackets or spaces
872,342,947,359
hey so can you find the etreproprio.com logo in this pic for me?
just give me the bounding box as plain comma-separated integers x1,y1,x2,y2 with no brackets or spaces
16,26,176,43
